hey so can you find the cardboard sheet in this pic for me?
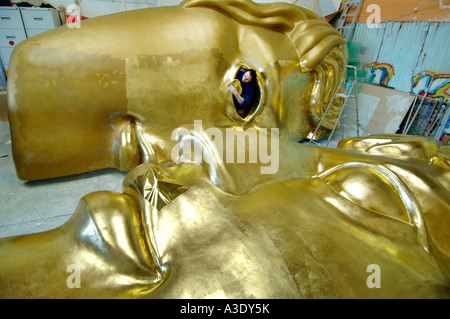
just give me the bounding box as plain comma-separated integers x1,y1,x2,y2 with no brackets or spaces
357,83,415,136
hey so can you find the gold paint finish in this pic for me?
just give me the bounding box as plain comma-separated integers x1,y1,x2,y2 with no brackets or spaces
2,0,448,299
337,134,443,161
0,191,164,298
1,129,449,298
7,0,346,181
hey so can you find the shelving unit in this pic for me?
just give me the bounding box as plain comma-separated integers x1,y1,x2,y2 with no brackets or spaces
400,94,450,142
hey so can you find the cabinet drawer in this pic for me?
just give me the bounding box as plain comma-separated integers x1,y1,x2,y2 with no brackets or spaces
0,7,24,29
20,7,61,30
0,28,27,48
26,28,50,38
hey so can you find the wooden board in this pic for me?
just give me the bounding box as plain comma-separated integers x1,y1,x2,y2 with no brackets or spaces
357,83,415,136
355,0,450,23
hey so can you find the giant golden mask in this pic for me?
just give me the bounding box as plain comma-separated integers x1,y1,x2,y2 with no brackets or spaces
1,130,449,298
1,0,449,299
7,0,346,181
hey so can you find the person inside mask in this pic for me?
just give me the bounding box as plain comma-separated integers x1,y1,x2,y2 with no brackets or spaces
228,69,257,110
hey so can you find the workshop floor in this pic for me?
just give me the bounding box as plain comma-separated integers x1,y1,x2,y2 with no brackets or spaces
0,120,128,238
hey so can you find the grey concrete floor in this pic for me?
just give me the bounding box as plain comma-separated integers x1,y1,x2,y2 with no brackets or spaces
0,122,128,238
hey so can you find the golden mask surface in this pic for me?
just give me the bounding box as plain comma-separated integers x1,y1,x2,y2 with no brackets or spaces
0,130,449,298
2,0,449,299
7,0,346,181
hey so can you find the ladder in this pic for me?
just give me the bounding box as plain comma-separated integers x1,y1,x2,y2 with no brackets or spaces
336,0,363,42
308,65,360,147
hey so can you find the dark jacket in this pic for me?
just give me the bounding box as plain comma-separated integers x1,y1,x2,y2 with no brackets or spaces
235,70,256,109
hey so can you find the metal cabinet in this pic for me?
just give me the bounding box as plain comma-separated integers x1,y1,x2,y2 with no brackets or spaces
0,28,27,47
0,6,24,29
0,6,61,72
20,7,62,37
0,7,24,72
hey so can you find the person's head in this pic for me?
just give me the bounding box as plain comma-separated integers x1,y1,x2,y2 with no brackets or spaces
242,69,257,83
